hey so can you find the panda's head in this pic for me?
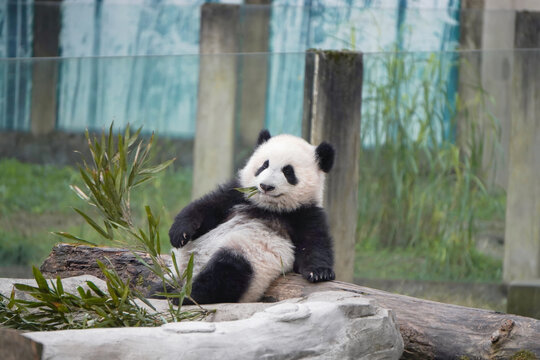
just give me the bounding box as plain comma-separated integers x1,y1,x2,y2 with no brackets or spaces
238,130,335,212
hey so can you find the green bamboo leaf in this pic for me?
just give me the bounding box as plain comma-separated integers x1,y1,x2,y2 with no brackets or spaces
171,251,182,280
129,141,143,181
118,133,127,172
106,282,118,304
183,254,194,296
127,127,143,148
13,284,39,293
234,186,258,198
56,277,64,296
32,267,50,292
132,176,153,188
124,123,131,144
120,284,129,306
139,158,176,175
107,122,115,164
8,288,16,308
86,281,106,297
73,208,110,239
70,185,90,201
53,232,97,246
131,252,153,271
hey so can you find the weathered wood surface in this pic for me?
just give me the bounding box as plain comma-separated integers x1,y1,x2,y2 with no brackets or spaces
40,244,540,359
266,276,540,360
40,244,163,292
0,329,43,360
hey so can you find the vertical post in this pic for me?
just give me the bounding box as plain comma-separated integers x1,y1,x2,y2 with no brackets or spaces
480,2,515,190
235,0,271,165
504,11,540,283
302,50,363,283
193,4,240,199
456,0,484,160
30,0,62,136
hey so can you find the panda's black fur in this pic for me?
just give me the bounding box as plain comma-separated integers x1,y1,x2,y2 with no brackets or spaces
167,130,335,304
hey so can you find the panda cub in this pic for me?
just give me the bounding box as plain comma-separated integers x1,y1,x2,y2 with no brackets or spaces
168,130,335,304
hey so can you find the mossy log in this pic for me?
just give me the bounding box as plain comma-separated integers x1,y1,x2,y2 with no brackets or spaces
40,244,540,359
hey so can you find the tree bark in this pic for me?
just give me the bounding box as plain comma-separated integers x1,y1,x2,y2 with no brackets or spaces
40,244,540,359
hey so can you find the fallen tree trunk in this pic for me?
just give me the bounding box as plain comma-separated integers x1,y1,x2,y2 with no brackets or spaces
40,244,540,359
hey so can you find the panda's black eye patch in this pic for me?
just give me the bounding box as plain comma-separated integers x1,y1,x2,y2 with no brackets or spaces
255,160,269,176
282,165,298,185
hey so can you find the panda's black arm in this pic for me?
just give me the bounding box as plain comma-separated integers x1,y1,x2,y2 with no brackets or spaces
169,179,246,248
289,206,335,282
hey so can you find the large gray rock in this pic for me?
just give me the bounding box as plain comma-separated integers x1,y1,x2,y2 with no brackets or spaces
1,276,403,359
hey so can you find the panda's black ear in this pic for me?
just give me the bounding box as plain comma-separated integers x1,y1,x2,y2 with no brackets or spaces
315,142,335,173
256,129,271,148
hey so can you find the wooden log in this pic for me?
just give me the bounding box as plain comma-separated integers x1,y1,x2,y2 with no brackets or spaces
40,244,164,292
0,329,43,360
266,276,540,360
39,244,540,359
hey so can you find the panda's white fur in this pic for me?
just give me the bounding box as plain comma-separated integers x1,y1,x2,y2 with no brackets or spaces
172,206,295,302
167,131,335,304
239,134,327,212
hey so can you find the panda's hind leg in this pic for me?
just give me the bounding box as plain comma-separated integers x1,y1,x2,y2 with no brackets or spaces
183,248,253,305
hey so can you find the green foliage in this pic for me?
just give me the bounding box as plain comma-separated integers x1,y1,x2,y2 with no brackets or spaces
357,51,505,280
0,158,80,215
57,124,175,242
0,160,192,267
1,124,208,330
1,262,205,331
0,230,52,266
355,245,502,282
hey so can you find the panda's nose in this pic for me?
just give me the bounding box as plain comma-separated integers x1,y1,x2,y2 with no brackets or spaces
260,183,275,192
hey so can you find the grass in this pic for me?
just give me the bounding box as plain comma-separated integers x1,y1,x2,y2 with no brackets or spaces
0,158,81,215
0,158,192,268
355,245,502,283
357,51,505,282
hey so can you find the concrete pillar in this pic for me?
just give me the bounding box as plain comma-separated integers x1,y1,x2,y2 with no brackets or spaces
480,3,516,190
192,4,240,199
462,1,540,190
30,0,62,136
302,50,363,283
456,0,484,165
503,11,540,283
235,0,271,166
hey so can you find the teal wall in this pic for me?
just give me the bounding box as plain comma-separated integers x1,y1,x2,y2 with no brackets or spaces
0,0,461,139
0,1,33,131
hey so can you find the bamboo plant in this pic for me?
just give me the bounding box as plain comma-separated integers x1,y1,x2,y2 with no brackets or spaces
1,124,210,330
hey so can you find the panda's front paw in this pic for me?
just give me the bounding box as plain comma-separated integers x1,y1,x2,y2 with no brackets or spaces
169,218,200,248
302,267,335,283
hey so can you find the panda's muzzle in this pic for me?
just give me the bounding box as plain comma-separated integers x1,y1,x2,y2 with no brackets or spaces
259,183,275,193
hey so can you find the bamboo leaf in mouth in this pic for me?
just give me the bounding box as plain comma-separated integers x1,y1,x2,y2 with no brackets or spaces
234,186,259,198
